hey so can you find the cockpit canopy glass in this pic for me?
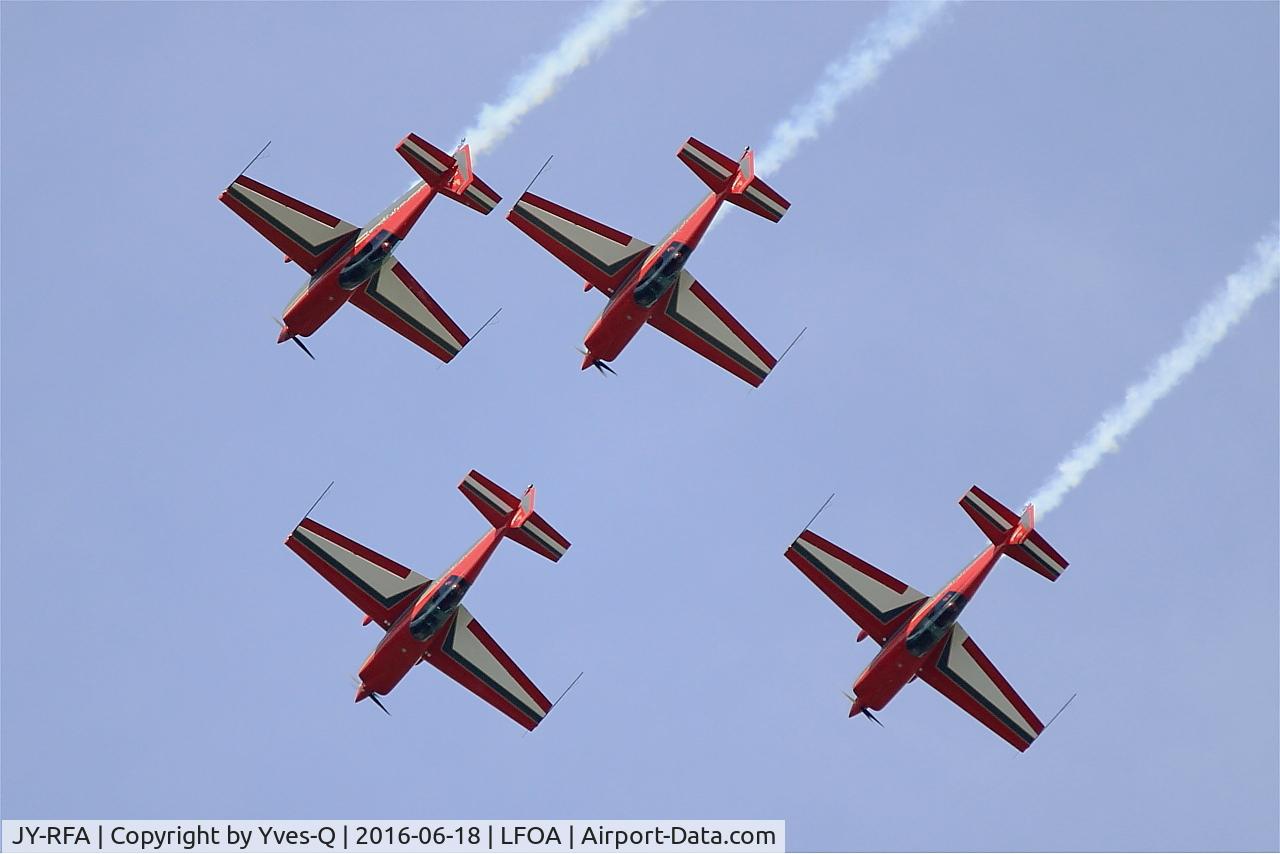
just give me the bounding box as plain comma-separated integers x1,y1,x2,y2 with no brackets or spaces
904,591,967,657
339,229,398,289
632,242,688,308
408,576,467,641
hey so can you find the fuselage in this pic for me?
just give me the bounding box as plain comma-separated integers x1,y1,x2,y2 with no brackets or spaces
280,181,439,339
851,541,1007,712
354,524,506,701
581,188,728,365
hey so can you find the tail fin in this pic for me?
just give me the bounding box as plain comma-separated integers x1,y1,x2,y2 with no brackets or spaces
959,486,1068,581
1009,505,1033,545
511,485,536,529
458,470,570,563
396,134,502,215
677,137,790,222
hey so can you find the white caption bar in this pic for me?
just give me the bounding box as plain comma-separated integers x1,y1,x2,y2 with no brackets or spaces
2,821,785,853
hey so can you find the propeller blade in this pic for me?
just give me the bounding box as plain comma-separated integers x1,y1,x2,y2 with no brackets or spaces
576,347,615,377
368,693,391,715
840,689,883,726
272,316,315,359
291,336,316,360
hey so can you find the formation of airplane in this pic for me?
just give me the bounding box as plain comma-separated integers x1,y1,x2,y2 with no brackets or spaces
220,133,500,362
785,486,1069,751
508,137,790,386
221,132,1076,745
285,471,571,729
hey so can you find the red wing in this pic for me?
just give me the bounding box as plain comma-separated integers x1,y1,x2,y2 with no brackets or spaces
219,176,357,275
918,625,1046,752
785,530,927,644
647,271,777,387
285,518,431,628
507,192,652,295
347,258,469,362
422,605,553,730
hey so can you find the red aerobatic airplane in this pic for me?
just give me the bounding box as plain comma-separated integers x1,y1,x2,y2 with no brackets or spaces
220,134,501,362
285,471,572,729
784,486,1070,751
508,137,791,386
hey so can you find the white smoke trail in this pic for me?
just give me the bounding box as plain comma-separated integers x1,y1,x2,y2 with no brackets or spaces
707,0,949,231
754,0,950,176
461,0,647,156
1028,228,1280,516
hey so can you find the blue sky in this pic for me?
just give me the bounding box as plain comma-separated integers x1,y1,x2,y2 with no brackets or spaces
2,2,1276,851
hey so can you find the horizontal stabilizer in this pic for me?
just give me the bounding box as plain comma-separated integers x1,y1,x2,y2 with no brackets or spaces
677,137,790,222
678,136,740,193
458,470,570,562
397,134,502,215
959,486,1068,581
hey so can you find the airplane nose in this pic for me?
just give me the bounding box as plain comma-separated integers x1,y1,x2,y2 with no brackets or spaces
354,683,370,703
580,351,595,371
277,325,293,344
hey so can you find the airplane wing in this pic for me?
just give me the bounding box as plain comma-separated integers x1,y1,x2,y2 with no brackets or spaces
647,271,777,387
422,605,553,730
347,257,469,362
918,624,1045,752
219,175,358,274
785,529,928,644
285,518,431,629
507,192,652,295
